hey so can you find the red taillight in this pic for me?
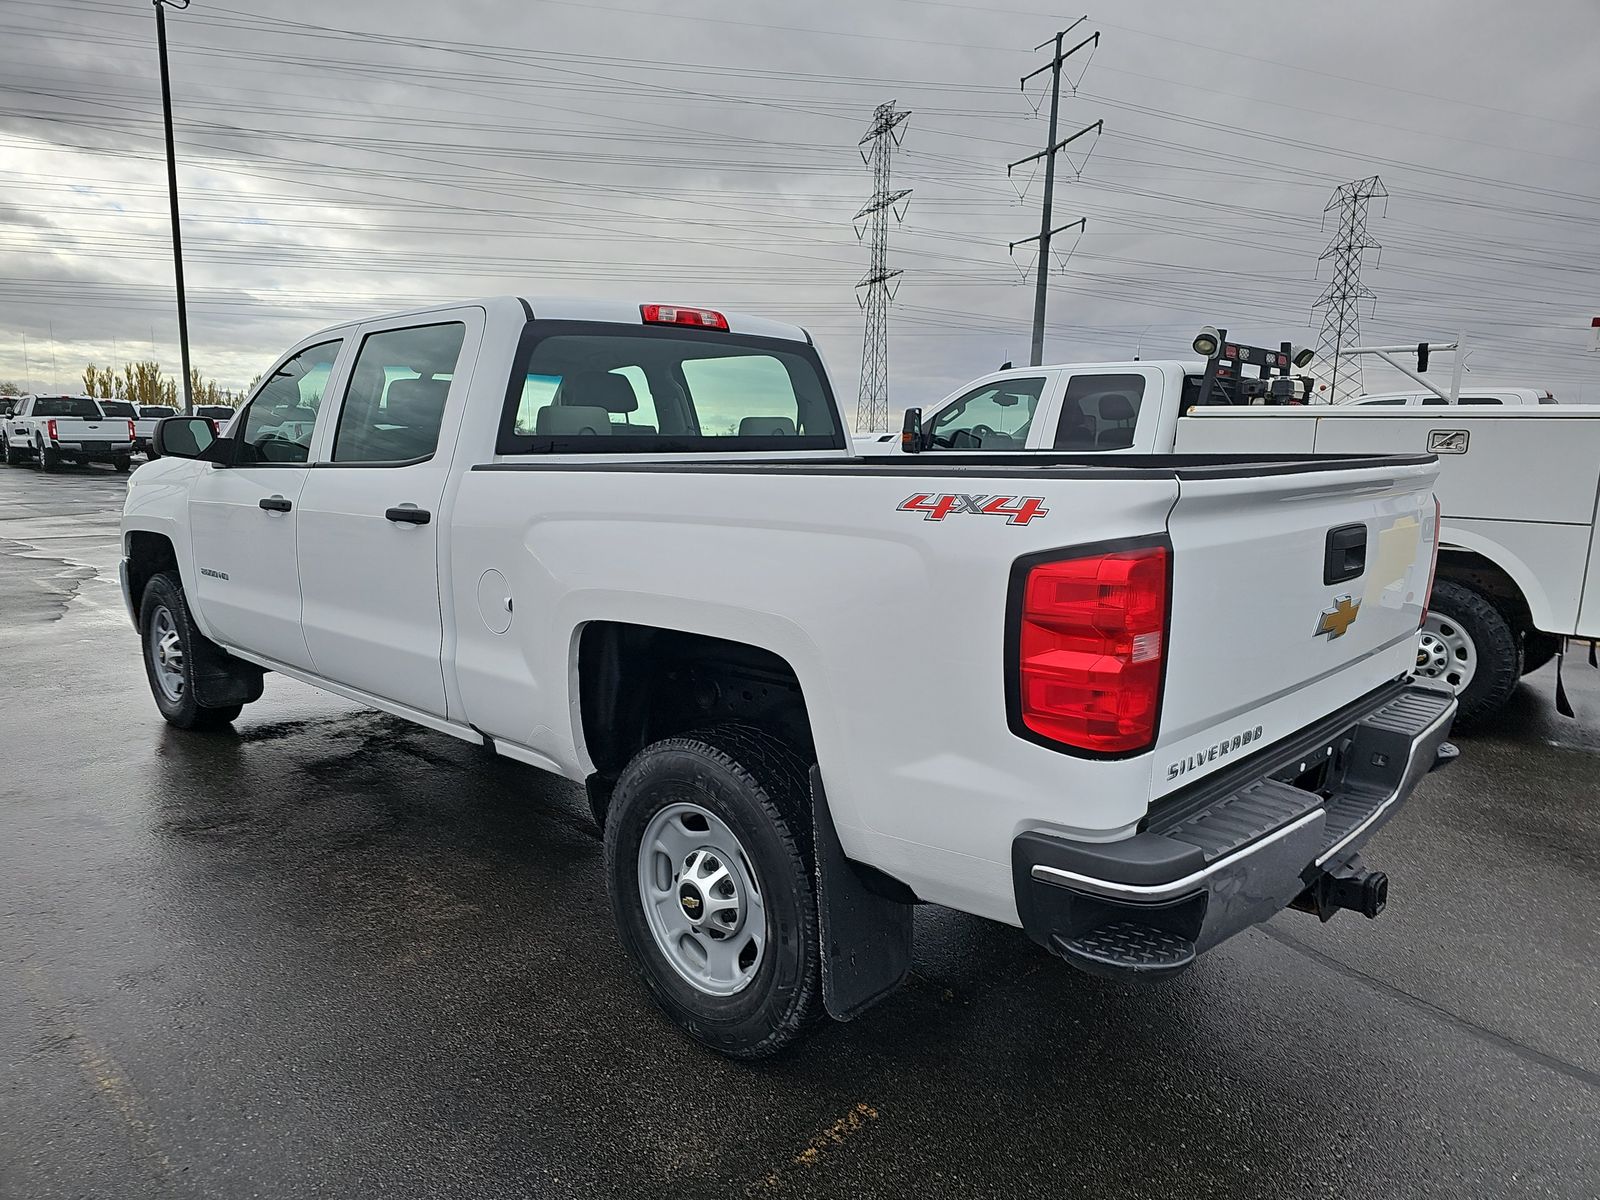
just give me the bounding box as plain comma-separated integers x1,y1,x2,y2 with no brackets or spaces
641,303,729,331
1014,545,1169,755
128,419,137,442
1419,496,1441,628
46,419,58,441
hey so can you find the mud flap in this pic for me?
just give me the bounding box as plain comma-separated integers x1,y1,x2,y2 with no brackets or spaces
811,767,913,1021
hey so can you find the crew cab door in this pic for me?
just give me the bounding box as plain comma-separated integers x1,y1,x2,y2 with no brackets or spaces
294,312,480,717
187,338,345,669
1045,367,1164,452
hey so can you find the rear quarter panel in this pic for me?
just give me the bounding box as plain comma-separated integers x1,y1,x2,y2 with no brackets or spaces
448,463,1180,923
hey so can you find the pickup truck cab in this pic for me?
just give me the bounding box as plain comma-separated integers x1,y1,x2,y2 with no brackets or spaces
123,298,1454,1057
3,394,134,472
864,358,1600,725
131,403,178,453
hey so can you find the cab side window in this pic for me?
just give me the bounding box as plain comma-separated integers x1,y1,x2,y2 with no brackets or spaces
928,377,1045,450
1053,373,1146,450
235,340,342,465
332,323,466,464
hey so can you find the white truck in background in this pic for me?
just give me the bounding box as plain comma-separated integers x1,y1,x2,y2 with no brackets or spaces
862,348,1600,725
130,403,178,453
2,394,135,473
1349,387,1557,407
122,296,1455,1058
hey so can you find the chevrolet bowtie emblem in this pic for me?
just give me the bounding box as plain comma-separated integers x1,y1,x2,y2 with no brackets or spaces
1316,594,1361,640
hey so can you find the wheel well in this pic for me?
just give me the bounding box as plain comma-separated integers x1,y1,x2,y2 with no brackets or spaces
577,622,815,786
125,531,179,626
1435,549,1533,637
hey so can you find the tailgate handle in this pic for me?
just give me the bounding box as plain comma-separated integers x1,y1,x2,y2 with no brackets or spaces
1324,524,1367,585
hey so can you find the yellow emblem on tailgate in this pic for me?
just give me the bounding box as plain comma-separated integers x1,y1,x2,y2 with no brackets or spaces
1316,594,1361,640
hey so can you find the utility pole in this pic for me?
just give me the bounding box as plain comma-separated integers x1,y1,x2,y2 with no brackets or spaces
853,101,911,433
154,0,194,414
1010,21,1100,367
1312,175,1386,404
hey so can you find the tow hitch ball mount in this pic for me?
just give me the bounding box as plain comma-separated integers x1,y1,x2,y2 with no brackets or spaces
1291,854,1389,923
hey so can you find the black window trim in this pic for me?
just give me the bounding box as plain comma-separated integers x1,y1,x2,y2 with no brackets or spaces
494,319,847,456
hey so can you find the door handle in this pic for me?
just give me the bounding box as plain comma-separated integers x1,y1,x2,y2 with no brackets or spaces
385,506,431,525
259,496,292,513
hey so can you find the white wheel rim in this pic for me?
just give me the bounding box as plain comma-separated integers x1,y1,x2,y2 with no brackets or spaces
637,801,766,997
1417,613,1477,693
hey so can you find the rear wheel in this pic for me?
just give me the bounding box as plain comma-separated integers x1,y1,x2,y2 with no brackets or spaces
1417,580,1520,727
38,441,59,473
112,457,131,474
140,572,245,730
603,725,821,1059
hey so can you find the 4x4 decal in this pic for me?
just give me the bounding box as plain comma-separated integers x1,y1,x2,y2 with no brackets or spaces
897,493,1049,525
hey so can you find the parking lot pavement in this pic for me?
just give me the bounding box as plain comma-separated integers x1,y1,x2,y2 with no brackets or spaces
0,463,1596,1200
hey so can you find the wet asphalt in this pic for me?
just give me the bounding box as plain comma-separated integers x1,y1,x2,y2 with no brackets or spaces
0,463,1596,1200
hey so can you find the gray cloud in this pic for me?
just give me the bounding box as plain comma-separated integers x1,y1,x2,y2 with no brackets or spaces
1,0,1598,407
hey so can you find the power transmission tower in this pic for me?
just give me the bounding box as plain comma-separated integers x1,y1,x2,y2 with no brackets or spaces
1312,175,1387,403
853,101,911,433
1010,22,1101,367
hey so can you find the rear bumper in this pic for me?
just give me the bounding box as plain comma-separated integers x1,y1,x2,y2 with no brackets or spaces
1013,680,1456,978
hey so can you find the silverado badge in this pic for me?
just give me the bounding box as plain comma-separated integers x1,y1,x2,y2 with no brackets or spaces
1316,594,1361,640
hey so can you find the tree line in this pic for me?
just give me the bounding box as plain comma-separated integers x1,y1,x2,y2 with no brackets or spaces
79,363,244,409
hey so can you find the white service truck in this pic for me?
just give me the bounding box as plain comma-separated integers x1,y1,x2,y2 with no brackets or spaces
863,353,1600,725
131,403,178,453
122,297,1454,1057
3,394,135,472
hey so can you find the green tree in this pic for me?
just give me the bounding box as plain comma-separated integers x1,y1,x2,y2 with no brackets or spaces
0,380,22,397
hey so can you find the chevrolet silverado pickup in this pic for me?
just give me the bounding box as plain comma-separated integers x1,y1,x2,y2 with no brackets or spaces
4,394,134,472
122,297,1455,1058
862,350,1600,724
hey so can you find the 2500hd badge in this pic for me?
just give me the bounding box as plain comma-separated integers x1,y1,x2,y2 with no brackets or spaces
1167,723,1266,781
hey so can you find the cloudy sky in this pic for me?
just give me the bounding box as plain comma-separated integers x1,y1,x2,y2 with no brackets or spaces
3,0,1599,416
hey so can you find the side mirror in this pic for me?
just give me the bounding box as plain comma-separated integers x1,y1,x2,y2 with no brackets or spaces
900,407,924,454
151,416,217,461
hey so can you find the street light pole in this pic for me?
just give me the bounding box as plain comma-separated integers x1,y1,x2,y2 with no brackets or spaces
154,0,194,414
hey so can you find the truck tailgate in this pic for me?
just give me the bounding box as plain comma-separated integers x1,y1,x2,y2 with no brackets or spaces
1153,456,1440,799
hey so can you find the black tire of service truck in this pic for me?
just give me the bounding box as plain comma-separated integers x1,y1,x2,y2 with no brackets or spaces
139,572,245,731
603,724,822,1060
1521,631,1560,676
38,441,59,473
1427,580,1521,728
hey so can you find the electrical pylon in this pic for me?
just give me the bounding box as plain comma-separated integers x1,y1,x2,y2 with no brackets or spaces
1312,175,1387,403
853,101,911,433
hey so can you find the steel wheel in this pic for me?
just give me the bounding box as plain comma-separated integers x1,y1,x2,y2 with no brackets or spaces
148,604,185,703
1417,613,1477,693
637,801,766,997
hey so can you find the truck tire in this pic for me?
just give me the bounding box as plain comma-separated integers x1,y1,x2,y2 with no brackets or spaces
1418,580,1521,727
37,441,59,473
1,436,17,466
603,724,822,1059
112,456,131,474
1522,631,1560,676
139,572,245,730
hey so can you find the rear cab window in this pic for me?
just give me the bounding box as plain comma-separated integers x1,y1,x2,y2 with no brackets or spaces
1054,373,1147,450
498,322,842,454
98,400,137,419
32,397,102,419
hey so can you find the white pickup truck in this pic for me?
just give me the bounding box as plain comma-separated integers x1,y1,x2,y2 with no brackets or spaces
122,297,1455,1057
130,403,178,454
2,394,135,472
863,356,1600,725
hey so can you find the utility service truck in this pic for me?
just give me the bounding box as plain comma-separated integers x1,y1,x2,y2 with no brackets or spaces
123,298,1454,1057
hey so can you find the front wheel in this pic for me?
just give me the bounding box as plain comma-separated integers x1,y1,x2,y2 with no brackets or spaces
1416,580,1520,727
0,436,17,466
603,725,822,1059
140,572,244,730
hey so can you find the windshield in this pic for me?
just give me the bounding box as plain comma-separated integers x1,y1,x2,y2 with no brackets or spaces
32,397,103,418
98,400,136,418
499,323,843,453
139,405,176,418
